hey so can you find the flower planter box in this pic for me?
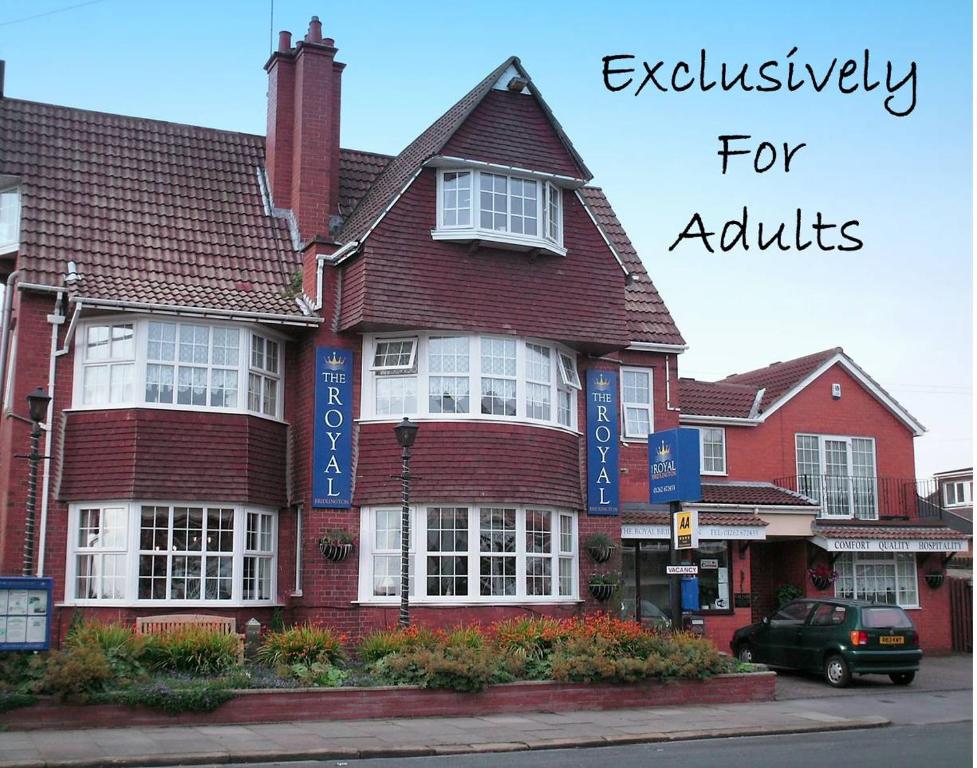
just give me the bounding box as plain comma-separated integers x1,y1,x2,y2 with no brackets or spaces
319,541,354,562
0,672,775,731
586,545,613,564
924,572,945,589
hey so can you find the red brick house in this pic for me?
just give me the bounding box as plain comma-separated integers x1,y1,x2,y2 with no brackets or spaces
0,18,963,656
679,348,968,652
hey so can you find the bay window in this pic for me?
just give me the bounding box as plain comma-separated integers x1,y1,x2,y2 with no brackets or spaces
834,552,918,608
433,169,565,254
363,333,580,430
68,502,277,605
74,318,283,419
359,504,578,603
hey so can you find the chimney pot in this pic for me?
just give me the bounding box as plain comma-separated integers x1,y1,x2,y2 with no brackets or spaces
277,31,292,52
324,38,335,47
307,16,323,43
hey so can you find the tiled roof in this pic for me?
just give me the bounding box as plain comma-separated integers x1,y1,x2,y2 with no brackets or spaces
813,521,969,540
338,149,392,218
679,378,759,418
621,508,767,528
337,58,516,244
721,348,841,412
0,98,308,316
701,481,818,507
577,186,685,347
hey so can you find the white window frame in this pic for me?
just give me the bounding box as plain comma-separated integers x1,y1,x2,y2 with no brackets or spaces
357,504,578,604
360,332,580,432
65,501,278,607
71,316,285,421
943,480,972,508
795,433,878,520
371,337,418,372
699,427,727,476
620,367,654,441
0,183,21,255
433,169,566,256
833,551,919,609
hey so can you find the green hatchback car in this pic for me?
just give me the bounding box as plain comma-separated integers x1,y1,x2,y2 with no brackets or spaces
730,598,922,688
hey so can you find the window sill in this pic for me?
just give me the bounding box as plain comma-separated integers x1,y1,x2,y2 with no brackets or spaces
431,228,567,257
701,471,728,477
354,598,583,607
357,414,580,436
57,600,286,608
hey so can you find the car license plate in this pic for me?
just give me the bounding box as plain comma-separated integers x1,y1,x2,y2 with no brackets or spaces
880,635,904,645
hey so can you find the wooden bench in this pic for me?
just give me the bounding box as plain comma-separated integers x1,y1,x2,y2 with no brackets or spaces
135,614,245,664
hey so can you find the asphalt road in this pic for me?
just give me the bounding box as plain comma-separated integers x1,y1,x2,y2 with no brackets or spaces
225,722,971,768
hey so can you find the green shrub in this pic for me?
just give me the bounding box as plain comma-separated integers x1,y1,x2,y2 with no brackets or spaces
491,617,566,661
142,626,240,675
111,680,234,714
65,622,146,681
257,624,344,667
285,662,346,687
0,651,46,693
0,691,36,712
376,646,501,692
444,625,485,650
777,584,803,608
39,645,113,700
358,625,444,663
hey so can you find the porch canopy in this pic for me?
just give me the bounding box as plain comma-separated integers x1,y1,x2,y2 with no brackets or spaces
810,520,970,554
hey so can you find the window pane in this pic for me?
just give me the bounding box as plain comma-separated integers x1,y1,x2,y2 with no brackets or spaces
83,364,109,405
480,338,516,376
375,509,401,551
624,406,650,438
702,428,725,473
479,173,507,231
111,325,135,359
147,322,177,361
558,389,572,427
146,364,174,404
177,366,207,406
623,370,650,404
212,328,240,366
262,376,278,416
429,337,468,374
796,435,822,502
429,375,469,414
442,171,471,227
210,368,238,408
86,326,110,361
179,325,210,364
479,508,516,596
509,178,538,235
526,343,550,383
172,507,204,552
481,377,516,416
376,376,417,416
374,339,415,369
139,506,169,551
426,507,468,597
526,382,550,420
109,363,133,403
0,187,20,247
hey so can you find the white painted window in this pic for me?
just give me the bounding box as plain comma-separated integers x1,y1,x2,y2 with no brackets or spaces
434,169,564,254
795,434,878,519
0,185,20,254
834,552,918,608
73,318,284,419
700,427,726,475
621,367,654,440
68,502,277,605
362,333,579,431
943,480,972,507
358,504,578,604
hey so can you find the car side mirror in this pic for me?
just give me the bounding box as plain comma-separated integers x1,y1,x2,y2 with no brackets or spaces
761,616,770,625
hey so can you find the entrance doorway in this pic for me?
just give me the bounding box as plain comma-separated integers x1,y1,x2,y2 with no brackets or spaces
620,541,673,627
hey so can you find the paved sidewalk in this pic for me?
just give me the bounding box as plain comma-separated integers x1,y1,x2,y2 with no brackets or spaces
0,698,887,768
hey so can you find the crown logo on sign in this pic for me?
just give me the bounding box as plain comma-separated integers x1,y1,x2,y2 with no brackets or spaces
656,440,671,463
326,351,345,369
594,373,610,390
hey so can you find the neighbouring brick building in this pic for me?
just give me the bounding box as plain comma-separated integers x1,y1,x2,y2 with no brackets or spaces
0,17,965,654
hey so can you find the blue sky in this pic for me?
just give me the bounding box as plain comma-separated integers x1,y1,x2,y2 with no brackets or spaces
1,0,971,477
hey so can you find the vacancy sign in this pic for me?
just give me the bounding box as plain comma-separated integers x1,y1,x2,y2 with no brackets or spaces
666,565,699,575
674,509,699,550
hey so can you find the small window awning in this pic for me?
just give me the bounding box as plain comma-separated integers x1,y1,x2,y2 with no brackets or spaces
810,521,969,554
621,505,767,541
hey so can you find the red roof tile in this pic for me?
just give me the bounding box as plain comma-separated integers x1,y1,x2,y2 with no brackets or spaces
721,348,841,412
813,521,968,540
679,378,759,418
621,509,767,527
577,186,685,347
701,482,817,507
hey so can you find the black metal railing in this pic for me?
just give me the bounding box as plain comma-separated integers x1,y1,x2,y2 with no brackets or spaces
774,475,944,521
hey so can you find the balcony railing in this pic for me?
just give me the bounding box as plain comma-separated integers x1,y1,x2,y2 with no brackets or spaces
774,475,944,521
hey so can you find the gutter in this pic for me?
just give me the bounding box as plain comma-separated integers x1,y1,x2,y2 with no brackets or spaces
77,297,322,327
679,414,762,426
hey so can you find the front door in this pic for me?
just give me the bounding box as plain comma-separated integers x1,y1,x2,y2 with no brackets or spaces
621,541,673,627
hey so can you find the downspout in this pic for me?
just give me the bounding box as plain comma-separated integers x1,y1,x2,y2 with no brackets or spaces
36,291,64,576
0,270,22,406
665,354,680,412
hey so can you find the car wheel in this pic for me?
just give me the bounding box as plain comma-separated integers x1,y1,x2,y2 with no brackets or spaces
736,643,755,663
889,672,915,686
824,654,851,688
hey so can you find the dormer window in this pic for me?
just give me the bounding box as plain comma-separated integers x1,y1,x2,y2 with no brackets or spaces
0,184,21,255
434,169,565,255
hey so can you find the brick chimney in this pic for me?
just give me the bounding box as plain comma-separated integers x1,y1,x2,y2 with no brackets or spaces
265,16,344,243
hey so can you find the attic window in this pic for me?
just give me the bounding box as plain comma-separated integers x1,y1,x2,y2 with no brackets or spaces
434,169,565,255
0,184,20,255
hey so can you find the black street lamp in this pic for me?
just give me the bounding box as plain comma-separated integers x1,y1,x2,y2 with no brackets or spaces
24,386,51,576
393,417,418,627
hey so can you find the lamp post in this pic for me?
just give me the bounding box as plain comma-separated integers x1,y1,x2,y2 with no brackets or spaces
393,417,418,627
24,387,51,576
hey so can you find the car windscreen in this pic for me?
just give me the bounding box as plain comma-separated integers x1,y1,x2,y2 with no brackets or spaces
861,607,913,628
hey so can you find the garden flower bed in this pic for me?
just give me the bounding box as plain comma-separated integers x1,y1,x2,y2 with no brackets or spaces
0,615,774,731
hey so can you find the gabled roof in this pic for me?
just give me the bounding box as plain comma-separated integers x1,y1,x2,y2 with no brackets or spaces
0,98,388,320
681,347,925,436
679,378,758,418
577,187,684,347
336,56,592,245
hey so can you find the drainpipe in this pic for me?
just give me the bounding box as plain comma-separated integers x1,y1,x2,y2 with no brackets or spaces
36,291,64,576
665,354,680,412
0,270,21,406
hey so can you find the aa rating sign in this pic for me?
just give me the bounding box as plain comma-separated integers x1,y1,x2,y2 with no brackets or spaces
673,509,699,550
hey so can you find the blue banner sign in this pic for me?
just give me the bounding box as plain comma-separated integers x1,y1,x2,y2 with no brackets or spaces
649,427,702,504
587,368,619,515
313,347,353,508
0,576,53,651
